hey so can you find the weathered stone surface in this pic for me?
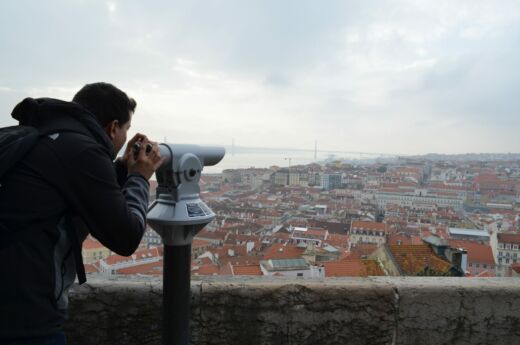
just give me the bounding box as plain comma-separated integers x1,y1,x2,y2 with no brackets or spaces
65,276,520,345
193,280,395,345
373,277,520,345
65,279,163,345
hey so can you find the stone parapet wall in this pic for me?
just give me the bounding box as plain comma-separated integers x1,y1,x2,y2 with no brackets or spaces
65,276,520,345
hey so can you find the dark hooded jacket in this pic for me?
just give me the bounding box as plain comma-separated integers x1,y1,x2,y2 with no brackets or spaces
0,98,149,337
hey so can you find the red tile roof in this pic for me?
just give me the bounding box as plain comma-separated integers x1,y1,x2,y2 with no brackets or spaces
475,270,493,277
82,237,105,250
348,243,378,259
212,245,248,259
388,234,423,246
220,256,262,268
116,260,163,275
104,247,160,265
193,257,213,266
351,220,387,232
84,263,99,273
309,220,349,234
420,227,449,240
428,183,472,192
474,174,499,184
292,228,328,240
192,264,220,276
497,233,520,245
389,244,453,275
307,228,328,237
230,263,263,276
448,240,495,265
195,229,228,241
394,167,421,174
219,261,233,275
323,259,384,277
225,234,260,245
104,254,133,266
133,247,161,260
192,239,212,248
272,232,290,240
262,243,305,260
324,233,349,248
339,252,351,261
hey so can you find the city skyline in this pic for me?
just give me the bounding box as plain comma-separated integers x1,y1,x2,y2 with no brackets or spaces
1,1,520,155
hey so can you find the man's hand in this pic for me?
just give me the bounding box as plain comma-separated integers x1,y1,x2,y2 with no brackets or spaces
126,135,164,180
120,133,148,167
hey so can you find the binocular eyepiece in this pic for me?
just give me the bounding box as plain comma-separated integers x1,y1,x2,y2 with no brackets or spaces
132,141,153,156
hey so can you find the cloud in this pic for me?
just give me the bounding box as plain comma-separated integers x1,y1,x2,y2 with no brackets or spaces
107,1,117,13
1,0,520,154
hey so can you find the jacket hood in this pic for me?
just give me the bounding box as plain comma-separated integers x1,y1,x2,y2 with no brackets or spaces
11,97,115,159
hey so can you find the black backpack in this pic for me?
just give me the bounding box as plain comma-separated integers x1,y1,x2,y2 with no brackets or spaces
0,124,87,284
0,125,40,182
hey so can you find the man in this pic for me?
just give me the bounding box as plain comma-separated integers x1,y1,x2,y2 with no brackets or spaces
0,82,163,344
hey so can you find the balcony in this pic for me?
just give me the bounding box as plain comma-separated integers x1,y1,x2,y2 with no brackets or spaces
66,276,520,345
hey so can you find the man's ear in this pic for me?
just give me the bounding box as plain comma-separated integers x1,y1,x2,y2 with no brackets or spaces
105,120,119,139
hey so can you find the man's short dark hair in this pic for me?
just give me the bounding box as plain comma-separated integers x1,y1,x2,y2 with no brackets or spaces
72,82,137,127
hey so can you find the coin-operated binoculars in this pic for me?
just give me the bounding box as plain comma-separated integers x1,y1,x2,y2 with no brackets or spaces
147,143,225,345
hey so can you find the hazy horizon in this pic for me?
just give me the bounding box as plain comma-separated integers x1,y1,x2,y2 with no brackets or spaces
2,1,520,156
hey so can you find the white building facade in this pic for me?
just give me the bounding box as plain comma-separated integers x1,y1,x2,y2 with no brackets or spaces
375,191,464,211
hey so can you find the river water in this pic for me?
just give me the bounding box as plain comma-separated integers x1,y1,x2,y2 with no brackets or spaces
202,149,378,174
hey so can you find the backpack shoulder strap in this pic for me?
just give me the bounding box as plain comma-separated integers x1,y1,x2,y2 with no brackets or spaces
65,214,87,285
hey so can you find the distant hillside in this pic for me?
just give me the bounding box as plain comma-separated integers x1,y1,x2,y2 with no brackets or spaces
405,153,520,162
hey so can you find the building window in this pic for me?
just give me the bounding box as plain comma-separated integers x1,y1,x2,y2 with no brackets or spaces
514,245,519,251
469,263,473,267
499,252,503,257
297,273,303,277
506,244,511,250
499,243,504,249
506,259,510,264
476,264,480,268
483,264,487,269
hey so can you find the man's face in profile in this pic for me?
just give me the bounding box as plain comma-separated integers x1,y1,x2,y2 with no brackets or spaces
112,112,133,153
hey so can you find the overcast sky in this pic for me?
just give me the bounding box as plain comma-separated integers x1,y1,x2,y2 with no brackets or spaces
1,0,519,155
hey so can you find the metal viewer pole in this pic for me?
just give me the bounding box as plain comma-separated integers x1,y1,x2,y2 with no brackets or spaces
163,244,191,345
146,143,225,345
